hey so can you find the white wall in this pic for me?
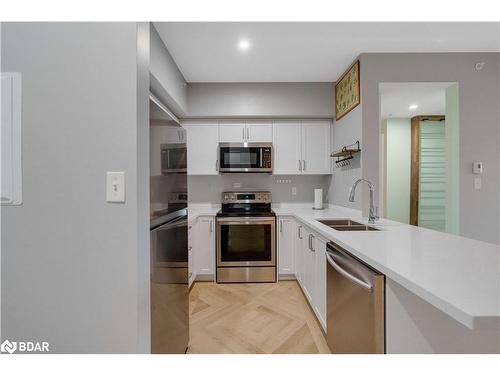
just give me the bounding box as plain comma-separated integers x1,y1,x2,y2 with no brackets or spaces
384,118,411,224
150,24,187,117
1,22,150,353
186,82,334,118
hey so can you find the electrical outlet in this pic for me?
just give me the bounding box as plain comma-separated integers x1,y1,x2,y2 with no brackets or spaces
474,177,482,190
291,187,297,195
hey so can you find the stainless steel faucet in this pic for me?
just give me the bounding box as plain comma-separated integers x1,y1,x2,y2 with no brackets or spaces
349,179,378,224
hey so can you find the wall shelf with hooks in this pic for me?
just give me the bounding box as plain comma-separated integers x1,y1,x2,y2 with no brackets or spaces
331,140,361,167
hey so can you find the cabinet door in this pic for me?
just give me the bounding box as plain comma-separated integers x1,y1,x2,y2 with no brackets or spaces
184,122,219,175
273,121,302,175
313,234,327,331
278,217,295,277
302,227,315,303
219,121,246,143
301,120,331,175
246,121,273,143
194,216,215,276
295,223,305,287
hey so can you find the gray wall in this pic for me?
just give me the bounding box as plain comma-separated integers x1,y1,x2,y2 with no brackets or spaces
189,174,330,204
150,24,187,117
1,23,150,353
326,104,362,210
186,82,334,118
359,53,500,244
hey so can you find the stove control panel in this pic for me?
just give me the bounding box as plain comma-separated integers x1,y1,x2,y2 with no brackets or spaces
222,191,272,204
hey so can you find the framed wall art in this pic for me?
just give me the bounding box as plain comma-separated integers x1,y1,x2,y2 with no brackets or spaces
335,60,360,121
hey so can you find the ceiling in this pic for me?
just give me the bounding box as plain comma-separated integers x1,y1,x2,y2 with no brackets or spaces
153,22,500,82
379,82,453,119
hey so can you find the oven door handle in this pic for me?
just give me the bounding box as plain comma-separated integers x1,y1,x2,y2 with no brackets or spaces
217,217,275,225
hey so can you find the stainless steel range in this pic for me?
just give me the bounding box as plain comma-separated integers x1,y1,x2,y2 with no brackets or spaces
216,191,276,283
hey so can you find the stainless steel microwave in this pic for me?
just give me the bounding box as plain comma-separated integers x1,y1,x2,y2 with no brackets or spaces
161,143,187,174
218,143,272,173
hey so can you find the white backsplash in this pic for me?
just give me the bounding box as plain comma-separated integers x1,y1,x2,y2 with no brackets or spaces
188,174,331,204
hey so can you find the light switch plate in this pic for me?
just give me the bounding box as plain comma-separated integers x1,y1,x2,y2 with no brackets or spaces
106,172,125,202
473,161,483,174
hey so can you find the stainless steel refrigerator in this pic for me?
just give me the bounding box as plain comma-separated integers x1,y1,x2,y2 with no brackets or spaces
149,94,189,354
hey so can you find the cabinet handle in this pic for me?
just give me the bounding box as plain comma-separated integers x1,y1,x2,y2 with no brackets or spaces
299,160,302,172
280,220,283,233
209,221,213,233
298,225,302,239
303,160,306,171
243,128,245,140
310,234,315,251
215,159,219,171
247,127,250,140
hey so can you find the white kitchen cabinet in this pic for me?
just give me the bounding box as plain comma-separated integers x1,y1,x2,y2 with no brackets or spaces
183,121,219,175
313,234,327,331
219,121,273,143
303,227,316,303
293,221,327,332
295,223,305,288
219,121,246,142
273,120,331,175
192,216,215,279
246,121,273,142
301,120,331,174
273,121,302,174
277,216,296,278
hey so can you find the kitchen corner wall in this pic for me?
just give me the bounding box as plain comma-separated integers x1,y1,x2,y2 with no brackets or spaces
189,174,331,204
1,23,150,353
359,53,500,244
326,104,363,210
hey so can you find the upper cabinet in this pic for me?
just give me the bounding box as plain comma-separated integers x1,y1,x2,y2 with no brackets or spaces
219,121,246,143
183,119,331,176
273,120,331,175
219,121,273,143
183,121,219,175
273,121,302,174
245,121,273,142
301,120,331,175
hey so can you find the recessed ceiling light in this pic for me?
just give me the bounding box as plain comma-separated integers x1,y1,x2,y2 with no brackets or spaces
237,39,251,52
409,104,418,110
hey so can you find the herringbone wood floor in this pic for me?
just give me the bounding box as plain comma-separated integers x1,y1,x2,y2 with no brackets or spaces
188,280,330,354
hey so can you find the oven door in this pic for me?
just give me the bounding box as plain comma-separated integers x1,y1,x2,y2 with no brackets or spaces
216,216,276,267
151,213,188,269
219,143,271,172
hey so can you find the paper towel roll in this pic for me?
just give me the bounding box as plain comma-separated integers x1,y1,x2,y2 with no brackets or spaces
314,189,323,209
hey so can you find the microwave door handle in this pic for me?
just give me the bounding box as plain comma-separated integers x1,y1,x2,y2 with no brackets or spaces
260,148,263,167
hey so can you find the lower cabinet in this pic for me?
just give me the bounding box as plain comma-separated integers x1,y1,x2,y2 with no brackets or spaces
191,215,215,280
277,216,327,332
312,234,327,330
278,217,296,278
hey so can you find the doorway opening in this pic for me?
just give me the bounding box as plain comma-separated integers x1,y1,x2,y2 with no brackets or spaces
379,82,459,234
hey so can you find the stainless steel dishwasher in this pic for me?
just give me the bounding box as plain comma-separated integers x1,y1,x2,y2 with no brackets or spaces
326,241,385,354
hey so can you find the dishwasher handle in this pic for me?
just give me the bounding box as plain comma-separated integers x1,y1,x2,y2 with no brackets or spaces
326,252,373,291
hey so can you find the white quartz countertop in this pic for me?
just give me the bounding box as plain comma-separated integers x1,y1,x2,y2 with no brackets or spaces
189,202,500,329
273,204,500,330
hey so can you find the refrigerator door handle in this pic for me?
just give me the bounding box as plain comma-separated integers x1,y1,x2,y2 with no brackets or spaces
326,252,373,291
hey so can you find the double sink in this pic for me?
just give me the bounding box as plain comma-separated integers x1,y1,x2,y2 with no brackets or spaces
317,219,379,231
